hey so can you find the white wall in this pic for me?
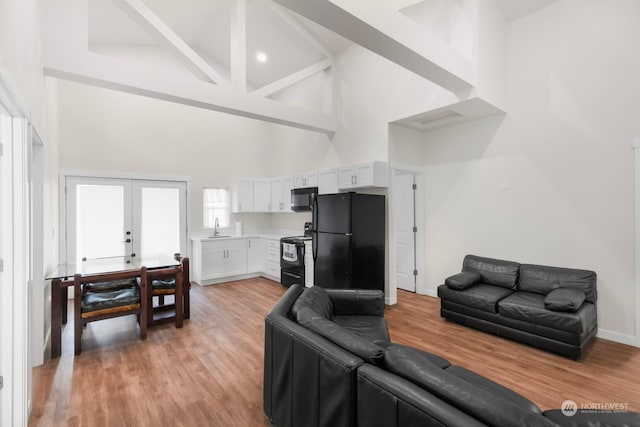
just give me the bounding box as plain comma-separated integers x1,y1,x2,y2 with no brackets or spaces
55,79,329,235
401,0,640,341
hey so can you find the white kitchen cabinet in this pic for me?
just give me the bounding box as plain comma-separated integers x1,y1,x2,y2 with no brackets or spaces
263,238,281,281
318,168,339,194
233,179,254,212
270,176,293,212
247,238,263,273
338,161,388,190
254,179,272,212
293,171,318,188
304,241,314,287
192,238,248,284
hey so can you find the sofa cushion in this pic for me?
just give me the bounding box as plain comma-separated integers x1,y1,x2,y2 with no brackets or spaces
81,287,139,313
334,315,390,344
383,349,556,427
462,255,520,290
544,288,585,312
446,366,541,414
382,342,450,369
498,292,594,334
85,278,138,293
445,271,481,290
438,284,514,313
519,264,597,304
296,307,384,365
291,286,334,320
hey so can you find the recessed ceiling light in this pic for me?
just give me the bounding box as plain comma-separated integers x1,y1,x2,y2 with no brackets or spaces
256,52,268,63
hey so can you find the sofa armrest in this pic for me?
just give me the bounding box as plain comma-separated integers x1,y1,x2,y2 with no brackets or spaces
326,289,385,316
544,288,586,312
264,312,363,427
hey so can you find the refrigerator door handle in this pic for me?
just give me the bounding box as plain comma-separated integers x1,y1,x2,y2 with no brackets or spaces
312,231,318,261
312,194,318,231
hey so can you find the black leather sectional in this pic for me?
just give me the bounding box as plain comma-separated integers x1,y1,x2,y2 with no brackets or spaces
438,255,598,359
263,284,637,427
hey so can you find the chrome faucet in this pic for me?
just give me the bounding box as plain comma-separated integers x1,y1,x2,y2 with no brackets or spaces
214,217,220,236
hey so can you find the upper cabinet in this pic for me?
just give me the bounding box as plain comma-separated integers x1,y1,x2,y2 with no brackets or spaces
318,168,339,195
293,171,318,189
232,179,254,213
338,161,388,190
232,162,388,213
254,179,272,212
271,176,293,212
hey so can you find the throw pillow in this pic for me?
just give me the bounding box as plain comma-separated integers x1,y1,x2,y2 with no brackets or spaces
445,271,481,290
544,288,586,312
291,286,334,320
296,306,384,365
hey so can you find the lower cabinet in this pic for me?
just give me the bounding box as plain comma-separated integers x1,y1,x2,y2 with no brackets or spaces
197,239,248,282
263,238,281,281
192,236,282,285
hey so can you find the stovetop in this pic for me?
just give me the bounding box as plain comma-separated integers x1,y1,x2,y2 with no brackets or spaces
281,235,312,243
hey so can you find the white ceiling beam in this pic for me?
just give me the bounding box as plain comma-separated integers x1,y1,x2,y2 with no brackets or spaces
264,0,335,61
252,59,332,98
230,0,247,92
272,0,474,93
395,0,427,11
113,0,227,86
43,53,336,136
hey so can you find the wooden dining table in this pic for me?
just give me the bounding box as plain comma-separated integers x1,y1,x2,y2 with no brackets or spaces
46,254,183,358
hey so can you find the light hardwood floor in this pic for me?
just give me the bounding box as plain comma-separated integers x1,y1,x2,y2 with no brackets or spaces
30,278,640,426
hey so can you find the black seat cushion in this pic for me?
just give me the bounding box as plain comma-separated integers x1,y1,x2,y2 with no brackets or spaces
438,284,514,313
445,271,481,290
544,288,585,312
296,307,384,365
291,286,334,320
152,279,176,290
85,278,137,293
81,287,140,313
381,342,450,369
498,292,595,334
333,315,390,344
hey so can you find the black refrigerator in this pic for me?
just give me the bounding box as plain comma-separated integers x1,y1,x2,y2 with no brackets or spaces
312,192,385,291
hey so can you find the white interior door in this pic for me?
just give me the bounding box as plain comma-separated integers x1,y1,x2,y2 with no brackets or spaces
132,180,187,258
393,173,416,292
66,177,133,263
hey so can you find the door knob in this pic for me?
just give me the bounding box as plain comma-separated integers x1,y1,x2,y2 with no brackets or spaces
125,238,131,243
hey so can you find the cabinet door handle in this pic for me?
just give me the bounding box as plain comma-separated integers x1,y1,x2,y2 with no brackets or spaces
268,202,271,211
248,240,251,248
239,202,242,211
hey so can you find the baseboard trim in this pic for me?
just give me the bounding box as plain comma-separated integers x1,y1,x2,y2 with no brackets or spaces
385,296,397,305
596,328,638,347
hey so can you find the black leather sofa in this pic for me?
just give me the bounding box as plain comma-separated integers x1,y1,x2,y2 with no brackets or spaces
438,255,598,359
263,285,637,427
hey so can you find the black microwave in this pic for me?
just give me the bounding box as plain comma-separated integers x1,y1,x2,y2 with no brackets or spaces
291,187,317,212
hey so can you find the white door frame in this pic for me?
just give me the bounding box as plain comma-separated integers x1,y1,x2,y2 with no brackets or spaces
0,73,30,427
60,171,191,265
633,137,640,347
389,164,426,302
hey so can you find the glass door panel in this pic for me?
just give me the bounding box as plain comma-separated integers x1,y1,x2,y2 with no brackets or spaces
66,177,132,263
133,181,187,258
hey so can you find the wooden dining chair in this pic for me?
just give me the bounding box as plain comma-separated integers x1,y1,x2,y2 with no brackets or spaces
145,257,190,328
74,268,148,355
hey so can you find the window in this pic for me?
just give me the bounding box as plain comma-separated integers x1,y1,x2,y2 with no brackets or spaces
203,188,230,229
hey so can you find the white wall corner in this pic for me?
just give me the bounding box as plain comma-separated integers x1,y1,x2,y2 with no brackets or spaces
385,296,398,305
632,137,640,149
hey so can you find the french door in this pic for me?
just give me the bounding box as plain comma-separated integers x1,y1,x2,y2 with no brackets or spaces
64,176,187,264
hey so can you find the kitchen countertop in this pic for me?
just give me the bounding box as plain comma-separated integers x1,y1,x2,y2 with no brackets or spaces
190,231,300,242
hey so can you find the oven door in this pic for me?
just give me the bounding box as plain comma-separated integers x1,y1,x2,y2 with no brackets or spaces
280,240,305,268
281,268,305,288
